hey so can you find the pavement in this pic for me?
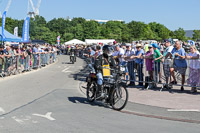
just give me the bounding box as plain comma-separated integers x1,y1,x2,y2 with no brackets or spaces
78,57,200,123
0,55,200,133
128,86,200,110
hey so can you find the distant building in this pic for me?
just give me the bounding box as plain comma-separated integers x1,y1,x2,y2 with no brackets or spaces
185,30,194,38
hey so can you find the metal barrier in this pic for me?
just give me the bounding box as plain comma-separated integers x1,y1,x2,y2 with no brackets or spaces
124,56,200,92
0,51,57,78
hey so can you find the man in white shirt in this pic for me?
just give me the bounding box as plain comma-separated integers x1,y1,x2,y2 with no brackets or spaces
112,45,125,65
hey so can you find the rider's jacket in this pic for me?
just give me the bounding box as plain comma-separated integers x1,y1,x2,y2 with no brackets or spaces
70,48,79,56
70,48,75,55
94,54,116,73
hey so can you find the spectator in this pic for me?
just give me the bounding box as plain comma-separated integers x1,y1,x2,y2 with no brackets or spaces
152,43,163,83
0,45,5,75
163,39,174,88
130,44,144,87
112,45,125,65
144,42,149,53
170,41,187,91
145,44,154,81
186,45,200,93
32,44,39,69
124,43,136,86
4,44,13,74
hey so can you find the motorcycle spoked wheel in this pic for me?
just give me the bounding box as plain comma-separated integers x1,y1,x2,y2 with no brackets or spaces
110,85,128,111
86,81,97,102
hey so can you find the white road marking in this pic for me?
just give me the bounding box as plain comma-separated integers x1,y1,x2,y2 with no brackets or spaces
12,116,24,124
62,67,69,72
63,71,72,73
12,115,32,124
0,107,5,114
167,109,200,112
32,112,56,121
62,67,73,73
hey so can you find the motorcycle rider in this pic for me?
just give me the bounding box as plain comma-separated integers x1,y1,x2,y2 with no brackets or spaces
94,45,116,98
70,46,76,62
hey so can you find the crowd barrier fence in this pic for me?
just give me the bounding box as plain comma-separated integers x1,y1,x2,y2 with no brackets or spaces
0,51,57,78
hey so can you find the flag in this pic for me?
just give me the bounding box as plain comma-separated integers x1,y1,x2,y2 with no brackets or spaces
57,36,60,45
22,17,30,42
2,11,7,40
14,27,18,37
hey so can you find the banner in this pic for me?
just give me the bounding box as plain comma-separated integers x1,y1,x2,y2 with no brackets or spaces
14,27,18,37
22,17,30,42
2,11,7,40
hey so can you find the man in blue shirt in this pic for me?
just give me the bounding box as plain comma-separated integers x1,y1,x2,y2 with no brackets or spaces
130,44,144,87
170,41,187,91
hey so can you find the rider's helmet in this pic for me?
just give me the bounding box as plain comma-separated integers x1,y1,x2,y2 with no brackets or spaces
103,45,113,56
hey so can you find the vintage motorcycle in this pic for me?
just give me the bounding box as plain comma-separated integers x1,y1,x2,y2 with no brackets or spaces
86,64,128,111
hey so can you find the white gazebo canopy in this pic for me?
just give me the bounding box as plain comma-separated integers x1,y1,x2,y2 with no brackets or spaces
64,39,86,45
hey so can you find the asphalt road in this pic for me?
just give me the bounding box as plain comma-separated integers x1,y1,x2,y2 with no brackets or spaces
0,55,199,133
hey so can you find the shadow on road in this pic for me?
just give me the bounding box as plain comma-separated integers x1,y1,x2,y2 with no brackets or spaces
68,97,110,109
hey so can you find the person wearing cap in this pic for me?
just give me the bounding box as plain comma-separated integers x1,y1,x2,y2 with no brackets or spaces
170,41,187,91
162,39,174,89
152,43,163,83
130,44,144,87
144,44,154,81
124,43,136,86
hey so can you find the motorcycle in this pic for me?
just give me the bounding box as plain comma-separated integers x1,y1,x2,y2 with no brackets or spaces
86,65,128,111
70,54,76,64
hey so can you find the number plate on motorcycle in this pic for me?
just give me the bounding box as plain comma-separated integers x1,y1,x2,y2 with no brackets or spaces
120,67,125,71
103,65,111,77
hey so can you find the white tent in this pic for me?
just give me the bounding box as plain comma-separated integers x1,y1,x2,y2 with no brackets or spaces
85,39,115,45
64,39,86,45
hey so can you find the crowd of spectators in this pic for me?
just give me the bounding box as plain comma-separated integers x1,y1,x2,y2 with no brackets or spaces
0,43,57,77
60,40,200,93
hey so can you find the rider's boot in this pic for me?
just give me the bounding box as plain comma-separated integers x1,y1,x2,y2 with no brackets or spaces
96,85,104,99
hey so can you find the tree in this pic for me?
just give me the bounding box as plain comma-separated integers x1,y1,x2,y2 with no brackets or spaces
127,21,154,40
62,33,74,42
83,20,100,39
193,30,200,41
174,28,186,41
149,22,170,40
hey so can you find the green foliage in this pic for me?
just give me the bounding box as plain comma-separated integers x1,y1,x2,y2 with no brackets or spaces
1,16,191,44
193,30,200,41
174,28,186,41
149,22,170,40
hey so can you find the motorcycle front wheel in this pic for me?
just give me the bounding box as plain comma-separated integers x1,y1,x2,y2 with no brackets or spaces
111,85,128,111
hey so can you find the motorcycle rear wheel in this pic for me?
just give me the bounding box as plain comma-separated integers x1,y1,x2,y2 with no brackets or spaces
86,81,97,102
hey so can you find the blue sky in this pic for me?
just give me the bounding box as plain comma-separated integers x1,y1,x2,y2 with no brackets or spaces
0,0,200,30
